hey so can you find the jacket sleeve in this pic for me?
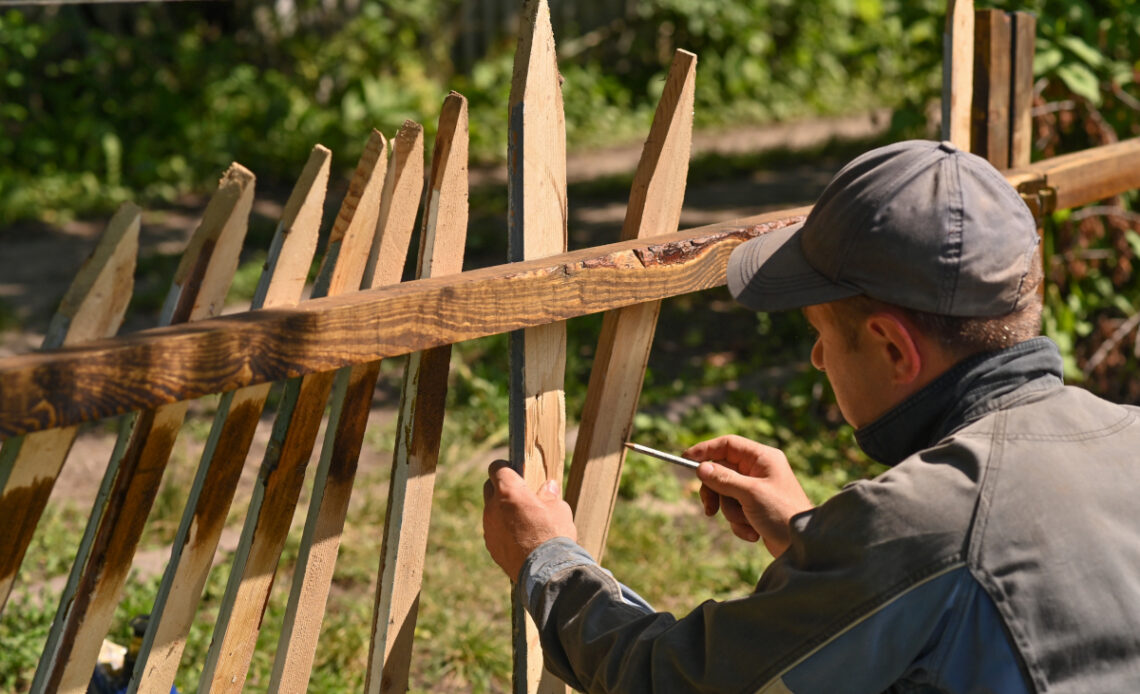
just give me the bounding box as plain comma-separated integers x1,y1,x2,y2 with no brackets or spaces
518,473,984,693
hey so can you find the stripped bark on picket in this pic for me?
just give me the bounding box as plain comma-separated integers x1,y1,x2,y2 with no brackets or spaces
128,145,330,694
0,202,138,617
32,165,255,694
567,49,696,561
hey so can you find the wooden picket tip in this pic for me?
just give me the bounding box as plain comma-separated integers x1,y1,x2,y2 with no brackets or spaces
365,92,470,694
270,119,424,693
972,9,1013,168
0,201,139,617
128,145,330,694
1009,12,1036,168
198,133,388,694
567,48,696,562
32,165,255,694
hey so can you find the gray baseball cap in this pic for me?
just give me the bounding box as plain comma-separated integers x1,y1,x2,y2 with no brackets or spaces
727,139,1040,316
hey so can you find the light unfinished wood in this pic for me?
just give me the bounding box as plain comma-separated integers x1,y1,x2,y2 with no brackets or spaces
942,0,974,148
364,94,469,694
197,132,388,694
567,49,696,561
1008,138,1140,211
1010,12,1036,168
32,164,255,694
270,120,424,694
0,202,139,616
506,1,569,691
129,145,331,694
972,9,1012,168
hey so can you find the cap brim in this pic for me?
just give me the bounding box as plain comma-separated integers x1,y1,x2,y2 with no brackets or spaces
727,221,860,312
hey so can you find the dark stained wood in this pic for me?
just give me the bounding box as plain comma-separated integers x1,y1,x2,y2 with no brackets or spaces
0,202,138,617
198,132,388,694
32,164,255,694
971,9,1012,168
129,145,330,694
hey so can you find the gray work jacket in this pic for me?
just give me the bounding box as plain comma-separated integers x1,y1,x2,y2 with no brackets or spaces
518,337,1140,692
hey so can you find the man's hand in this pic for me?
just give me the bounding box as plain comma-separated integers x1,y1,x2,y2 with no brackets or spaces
483,460,577,581
685,435,813,558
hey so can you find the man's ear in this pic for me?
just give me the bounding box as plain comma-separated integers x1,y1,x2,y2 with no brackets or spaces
865,313,923,385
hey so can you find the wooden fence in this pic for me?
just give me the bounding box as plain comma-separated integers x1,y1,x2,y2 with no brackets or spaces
1,0,1139,692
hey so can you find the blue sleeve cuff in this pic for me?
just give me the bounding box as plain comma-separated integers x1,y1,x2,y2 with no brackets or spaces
517,537,654,618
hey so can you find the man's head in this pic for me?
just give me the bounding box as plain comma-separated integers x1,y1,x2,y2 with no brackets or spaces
728,140,1043,426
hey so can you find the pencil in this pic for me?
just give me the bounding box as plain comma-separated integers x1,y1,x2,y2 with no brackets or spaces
623,442,701,470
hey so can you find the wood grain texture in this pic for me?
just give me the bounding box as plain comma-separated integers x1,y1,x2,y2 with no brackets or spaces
1007,138,1140,210
366,93,468,694
0,202,138,616
271,119,428,694
32,165,254,694
128,145,330,694
567,49,695,561
1009,12,1036,168
507,1,568,691
971,9,1012,168
197,134,387,694
942,0,974,148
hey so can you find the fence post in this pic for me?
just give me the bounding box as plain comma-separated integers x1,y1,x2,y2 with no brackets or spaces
507,0,569,691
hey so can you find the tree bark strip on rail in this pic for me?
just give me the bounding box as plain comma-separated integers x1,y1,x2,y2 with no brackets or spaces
266,120,421,694
0,202,138,618
942,0,974,148
365,93,469,694
127,145,331,694
197,132,388,694
0,139,1137,441
506,1,570,691
567,49,696,562
32,165,255,694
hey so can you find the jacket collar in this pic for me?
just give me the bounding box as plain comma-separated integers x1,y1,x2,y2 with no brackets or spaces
854,336,1064,466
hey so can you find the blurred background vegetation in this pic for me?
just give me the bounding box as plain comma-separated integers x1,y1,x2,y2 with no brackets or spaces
1,1,1139,691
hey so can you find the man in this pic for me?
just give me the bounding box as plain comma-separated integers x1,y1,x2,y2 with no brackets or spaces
483,140,1140,692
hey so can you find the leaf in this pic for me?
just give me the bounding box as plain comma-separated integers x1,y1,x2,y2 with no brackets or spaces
1058,35,1106,69
1056,62,1102,104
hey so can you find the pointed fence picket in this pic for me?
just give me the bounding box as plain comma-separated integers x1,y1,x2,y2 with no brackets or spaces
0,4,1138,693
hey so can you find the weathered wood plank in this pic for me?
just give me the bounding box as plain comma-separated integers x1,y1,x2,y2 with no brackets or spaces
567,49,695,561
942,0,974,148
0,202,138,617
1009,11,1036,168
507,1,568,691
1,141,1136,440
128,145,330,694
32,164,255,694
364,94,468,694
972,9,1012,168
270,120,423,694
197,132,387,694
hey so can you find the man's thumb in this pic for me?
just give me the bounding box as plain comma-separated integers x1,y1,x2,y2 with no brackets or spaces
697,462,745,494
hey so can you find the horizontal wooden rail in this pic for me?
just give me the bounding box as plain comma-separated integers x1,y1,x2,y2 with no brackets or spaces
0,137,1137,440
